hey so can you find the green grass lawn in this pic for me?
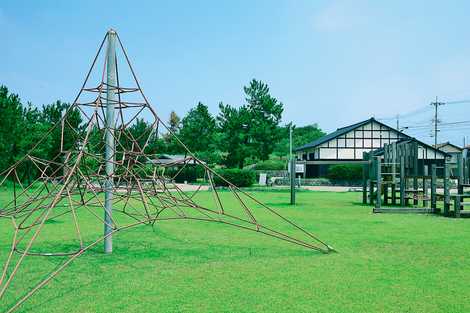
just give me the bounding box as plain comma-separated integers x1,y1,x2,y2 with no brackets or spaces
1,189,470,313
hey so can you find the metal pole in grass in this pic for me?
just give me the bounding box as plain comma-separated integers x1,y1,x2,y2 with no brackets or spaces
375,156,382,209
104,29,117,254
431,164,437,211
290,123,295,205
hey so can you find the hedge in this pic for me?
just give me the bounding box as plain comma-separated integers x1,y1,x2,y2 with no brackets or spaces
165,166,204,183
327,164,363,181
213,168,256,187
253,159,286,171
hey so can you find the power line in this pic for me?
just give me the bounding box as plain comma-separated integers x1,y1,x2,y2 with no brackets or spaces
444,99,470,105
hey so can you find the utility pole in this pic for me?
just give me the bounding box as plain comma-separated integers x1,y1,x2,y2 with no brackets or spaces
396,114,400,131
104,29,117,254
289,123,295,205
430,96,445,159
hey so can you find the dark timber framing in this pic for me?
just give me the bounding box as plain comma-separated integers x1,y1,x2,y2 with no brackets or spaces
294,117,447,178
363,141,470,218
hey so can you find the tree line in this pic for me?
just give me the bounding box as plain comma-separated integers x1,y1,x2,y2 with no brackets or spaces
0,80,325,174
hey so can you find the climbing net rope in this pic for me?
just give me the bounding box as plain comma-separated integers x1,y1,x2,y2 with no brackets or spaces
0,30,333,312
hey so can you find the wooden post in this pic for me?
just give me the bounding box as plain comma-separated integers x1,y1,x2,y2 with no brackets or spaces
444,163,450,216
463,148,468,184
362,153,368,204
463,148,469,184
400,156,405,207
413,177,418,206
465,154,470,184
413,142,419,206
423,165,428,208
391,183,397,205
455,196,461,218
369,157,375,205
431,164,436,211
376,156,382,209
384,184,389,205
457,154,464,197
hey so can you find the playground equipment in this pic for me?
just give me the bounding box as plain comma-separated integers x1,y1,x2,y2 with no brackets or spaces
0,30,333,312
363,140,470,217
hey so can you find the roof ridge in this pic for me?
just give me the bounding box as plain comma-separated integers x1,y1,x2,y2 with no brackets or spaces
336,117,374,131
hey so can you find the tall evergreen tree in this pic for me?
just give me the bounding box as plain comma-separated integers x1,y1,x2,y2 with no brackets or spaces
179,102,216,153
0,86,26,172
244,79,284,161
41,101,82,171
168,111,181,134
217,102,252,168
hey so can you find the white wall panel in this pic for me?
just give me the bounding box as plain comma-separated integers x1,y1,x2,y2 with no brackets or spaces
320,148,336,159
338,149,355,159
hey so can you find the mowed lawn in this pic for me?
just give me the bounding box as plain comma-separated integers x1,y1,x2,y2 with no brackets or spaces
1,188,470,313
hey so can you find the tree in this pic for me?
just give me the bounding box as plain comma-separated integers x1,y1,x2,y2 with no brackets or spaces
179,102,217,153
40,101,83,175
168,111,181,134
217,102,252,168
127,118,153,152
164,111,183,154
0,86,25,172
273,123,325,158
216,80,285,167
244,79,284,160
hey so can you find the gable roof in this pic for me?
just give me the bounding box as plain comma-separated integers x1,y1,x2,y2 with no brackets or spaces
294,117,409,152
434,142,462,152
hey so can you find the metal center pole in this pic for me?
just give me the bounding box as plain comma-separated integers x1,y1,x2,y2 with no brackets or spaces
290,123,295,205
104,29,117,254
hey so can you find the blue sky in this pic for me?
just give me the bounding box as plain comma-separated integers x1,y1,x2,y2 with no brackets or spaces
1,0,470,146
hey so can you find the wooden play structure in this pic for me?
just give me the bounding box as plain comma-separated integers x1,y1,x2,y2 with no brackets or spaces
362,139,470,217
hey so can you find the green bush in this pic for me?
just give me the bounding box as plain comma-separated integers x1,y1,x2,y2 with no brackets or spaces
253,159,286,171
213,168,256,187
133,164,154,178
166,166,203,183
327,164,363,181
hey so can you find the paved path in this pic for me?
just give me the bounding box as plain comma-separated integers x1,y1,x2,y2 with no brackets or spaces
300,186,357,192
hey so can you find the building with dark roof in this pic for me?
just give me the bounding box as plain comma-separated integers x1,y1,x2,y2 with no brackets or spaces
295,117,448,178
433,142,462,164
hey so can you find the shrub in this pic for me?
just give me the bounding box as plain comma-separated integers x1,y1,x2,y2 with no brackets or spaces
166,166,203,183
253,159,286,171
213,168,256,187
327,164,363,181
133,164,154,178
195,151,223,166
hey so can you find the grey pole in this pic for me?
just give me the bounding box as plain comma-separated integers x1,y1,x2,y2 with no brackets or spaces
375,156,382,209
104,29,117,254
431,164,437,211
290,124,295,205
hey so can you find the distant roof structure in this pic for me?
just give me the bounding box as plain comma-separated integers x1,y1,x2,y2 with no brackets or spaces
434,142,463,152
294,117,410,152
147,154,201,165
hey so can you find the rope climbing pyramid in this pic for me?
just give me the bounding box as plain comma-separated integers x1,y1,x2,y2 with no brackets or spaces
0,29,333,312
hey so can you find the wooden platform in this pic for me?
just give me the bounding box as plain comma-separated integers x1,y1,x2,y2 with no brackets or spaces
373,207,434,214
459,210,470,217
